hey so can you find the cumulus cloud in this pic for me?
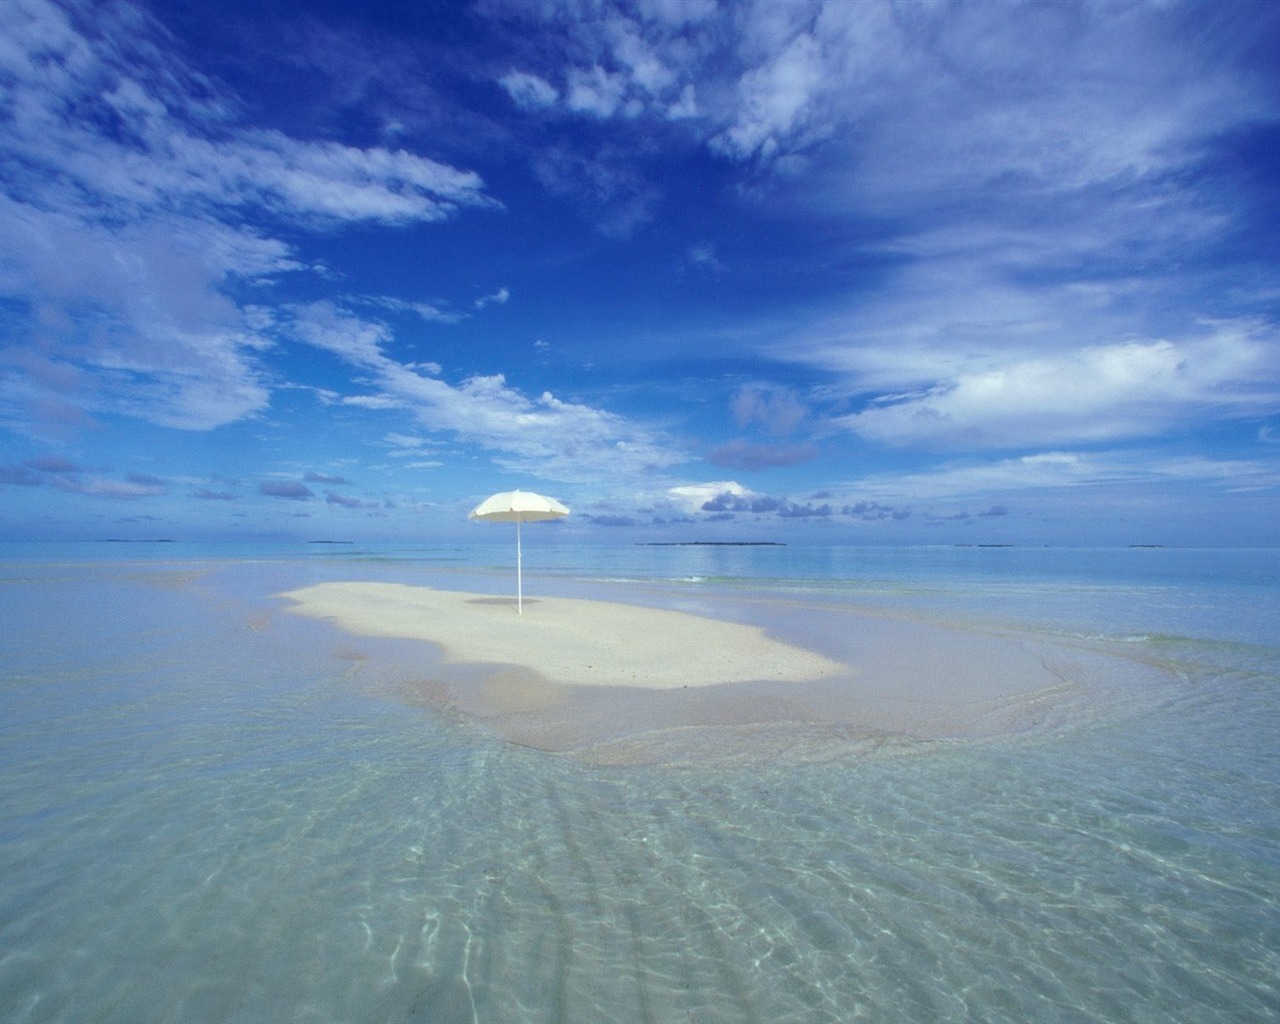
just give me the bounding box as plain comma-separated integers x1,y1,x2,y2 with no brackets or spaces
668,480,751,514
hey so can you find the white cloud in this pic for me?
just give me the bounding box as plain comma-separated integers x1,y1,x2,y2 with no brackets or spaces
287,302,687,484
489,2,709,125
835,322,1280,449
713,31,825,160
566,65,631,118
0,0,492,227
500,70,559,110
604,16,677,97
288,302,392,366
475,287,511,309
853,452,1114,503
342,396,402,410
384,432,428,451
161,131,493,226
666,84,699,120
483,0,1271,198
0,198,274,435
804,0,1271,205
0,0,494,438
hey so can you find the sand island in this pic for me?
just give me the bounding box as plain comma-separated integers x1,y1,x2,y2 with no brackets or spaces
281,581,843,688
279,581,1166,764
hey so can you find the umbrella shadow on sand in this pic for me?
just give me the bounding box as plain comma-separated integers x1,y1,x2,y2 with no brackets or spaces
465,597,544,610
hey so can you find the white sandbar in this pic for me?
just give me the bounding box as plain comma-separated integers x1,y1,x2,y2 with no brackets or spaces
278,580,1169,763
279,582,844,688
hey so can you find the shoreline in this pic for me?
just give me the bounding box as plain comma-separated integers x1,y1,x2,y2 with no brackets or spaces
276,580,1169,762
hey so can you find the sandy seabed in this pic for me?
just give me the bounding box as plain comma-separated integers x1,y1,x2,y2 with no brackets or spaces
280,582,1164,763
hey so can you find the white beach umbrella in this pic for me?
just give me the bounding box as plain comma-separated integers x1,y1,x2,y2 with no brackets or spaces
468,489,569,614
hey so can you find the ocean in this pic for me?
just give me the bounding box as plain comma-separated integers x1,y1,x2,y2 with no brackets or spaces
1,542,1277,1023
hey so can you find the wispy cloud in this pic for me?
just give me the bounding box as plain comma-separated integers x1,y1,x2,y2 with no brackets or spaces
846,449,1280,504
474,287,511,310
491,0,1280,463
0,0,495,440
2,1,1276,541
835,321,1280,449
286,302,687,484
500,70,559,110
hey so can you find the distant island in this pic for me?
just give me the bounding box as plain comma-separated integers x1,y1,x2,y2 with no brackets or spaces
308,540,354,544
638,541,786,547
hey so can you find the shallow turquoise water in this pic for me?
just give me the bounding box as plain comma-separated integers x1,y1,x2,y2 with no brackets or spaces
1,546,1277,1022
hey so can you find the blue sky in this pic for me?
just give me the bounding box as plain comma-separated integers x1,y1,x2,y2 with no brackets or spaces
2,0,1279,546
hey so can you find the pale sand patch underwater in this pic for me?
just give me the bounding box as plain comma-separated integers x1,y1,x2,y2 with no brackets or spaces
280,582,1168,763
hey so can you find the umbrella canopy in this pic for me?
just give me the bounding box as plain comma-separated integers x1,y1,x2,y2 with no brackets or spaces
469,490,569,523
468,490,569,613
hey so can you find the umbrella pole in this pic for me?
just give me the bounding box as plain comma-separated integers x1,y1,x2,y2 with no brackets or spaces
516,517,523,615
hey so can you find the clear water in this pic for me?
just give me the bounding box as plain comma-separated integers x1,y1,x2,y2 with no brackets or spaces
1,544,1278,1023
